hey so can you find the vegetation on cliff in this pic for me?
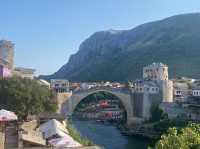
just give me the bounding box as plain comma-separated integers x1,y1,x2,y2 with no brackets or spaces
0,77,57,119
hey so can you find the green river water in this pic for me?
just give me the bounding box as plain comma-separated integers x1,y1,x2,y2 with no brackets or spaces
72,120,154,149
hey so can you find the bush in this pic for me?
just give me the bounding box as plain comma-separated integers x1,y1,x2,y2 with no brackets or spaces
149,123,200,149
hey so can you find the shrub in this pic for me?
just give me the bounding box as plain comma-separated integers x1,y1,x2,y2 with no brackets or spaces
149,123,200,149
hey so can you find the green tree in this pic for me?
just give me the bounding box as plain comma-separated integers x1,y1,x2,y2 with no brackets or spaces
0,77,57,119
149,123,200,149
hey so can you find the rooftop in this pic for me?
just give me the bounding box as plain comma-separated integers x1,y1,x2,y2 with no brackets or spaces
14,67,36,73
144,62,167,68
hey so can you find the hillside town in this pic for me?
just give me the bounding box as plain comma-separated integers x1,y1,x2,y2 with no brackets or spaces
1,0,200,148
0,39,200,148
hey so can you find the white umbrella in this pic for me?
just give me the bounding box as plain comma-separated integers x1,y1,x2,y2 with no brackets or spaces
0,109,18,122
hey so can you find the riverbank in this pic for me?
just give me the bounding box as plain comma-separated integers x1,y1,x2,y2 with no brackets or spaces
118,123,161,140
123,118,193,140
67,121,95,146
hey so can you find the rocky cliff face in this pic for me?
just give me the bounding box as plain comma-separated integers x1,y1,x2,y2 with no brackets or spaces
40,13,200,81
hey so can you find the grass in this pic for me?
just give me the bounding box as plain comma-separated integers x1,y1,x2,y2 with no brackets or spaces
66,122,95,146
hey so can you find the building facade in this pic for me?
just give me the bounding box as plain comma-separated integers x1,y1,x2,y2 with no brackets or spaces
143,63,168,81
161,80,173,102
0,40,14,70
0,40,14,78
132,62,173,120
51,79,70,93
133,80,162,119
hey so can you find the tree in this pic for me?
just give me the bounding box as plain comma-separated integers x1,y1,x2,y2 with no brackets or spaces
0,77,57,119
149,123,200,149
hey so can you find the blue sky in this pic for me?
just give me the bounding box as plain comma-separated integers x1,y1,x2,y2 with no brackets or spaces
0,0,199,75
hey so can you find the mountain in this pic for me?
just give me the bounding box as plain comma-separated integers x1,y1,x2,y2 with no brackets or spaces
40,13,200,82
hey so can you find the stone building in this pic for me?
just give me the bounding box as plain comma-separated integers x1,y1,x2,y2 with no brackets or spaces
0,40,14,70
0,40,14,78
132,62,173,120
51,79,70,93
161,80,173,102
143,62,168,81
133,80,162,120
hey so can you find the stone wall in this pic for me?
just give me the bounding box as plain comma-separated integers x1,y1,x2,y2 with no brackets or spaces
56,92,72,114
161,80,173,102
0,123,5,149
132,93,143,118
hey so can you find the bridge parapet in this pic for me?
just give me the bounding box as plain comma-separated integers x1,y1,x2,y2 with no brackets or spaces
73,86,130,95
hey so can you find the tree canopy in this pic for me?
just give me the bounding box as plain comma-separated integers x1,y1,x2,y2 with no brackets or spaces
0,77,57,119
149,123,200,149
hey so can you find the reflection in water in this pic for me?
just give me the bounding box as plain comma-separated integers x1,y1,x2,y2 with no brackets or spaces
72,120,153,149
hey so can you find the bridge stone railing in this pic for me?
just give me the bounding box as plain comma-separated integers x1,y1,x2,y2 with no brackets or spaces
73,86,131,95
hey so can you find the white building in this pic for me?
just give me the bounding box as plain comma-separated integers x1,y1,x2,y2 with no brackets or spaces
51,79,70,93
173,82,189,102
192,90,200,97
143,62,168,81
191,82,200,97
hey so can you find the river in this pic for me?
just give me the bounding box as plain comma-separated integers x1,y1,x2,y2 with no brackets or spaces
72,120,154,149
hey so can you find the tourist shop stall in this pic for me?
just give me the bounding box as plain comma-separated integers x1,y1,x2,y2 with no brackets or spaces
39,119,82,148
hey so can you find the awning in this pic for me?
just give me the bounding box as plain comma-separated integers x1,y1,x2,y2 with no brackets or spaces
39,119,69,139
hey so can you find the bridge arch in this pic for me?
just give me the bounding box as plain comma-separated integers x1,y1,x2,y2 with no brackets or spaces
62,88,135,125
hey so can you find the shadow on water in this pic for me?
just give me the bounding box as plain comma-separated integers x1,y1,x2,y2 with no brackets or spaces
72,120,154,149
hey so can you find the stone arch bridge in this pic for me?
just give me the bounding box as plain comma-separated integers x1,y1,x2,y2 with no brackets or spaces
57,87,143,126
